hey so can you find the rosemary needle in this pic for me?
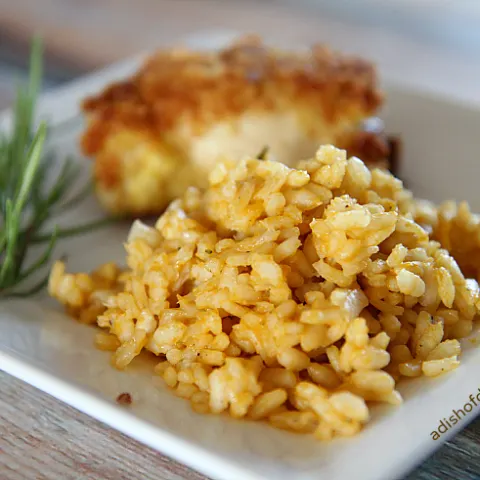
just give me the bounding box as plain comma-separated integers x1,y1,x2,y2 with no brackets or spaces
256,146,269,161
0,38,115,297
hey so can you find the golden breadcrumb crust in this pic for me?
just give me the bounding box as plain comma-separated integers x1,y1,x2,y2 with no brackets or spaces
81,36,382,157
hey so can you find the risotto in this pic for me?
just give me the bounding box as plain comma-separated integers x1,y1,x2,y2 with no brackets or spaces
49,145,480,440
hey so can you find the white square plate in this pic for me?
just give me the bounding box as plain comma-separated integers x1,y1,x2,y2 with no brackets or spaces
2,31,480,480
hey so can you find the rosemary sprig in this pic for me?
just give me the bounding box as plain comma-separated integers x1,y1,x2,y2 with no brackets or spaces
0,38,115,297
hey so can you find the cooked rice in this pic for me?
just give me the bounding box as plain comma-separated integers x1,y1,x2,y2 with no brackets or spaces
49,145,480,439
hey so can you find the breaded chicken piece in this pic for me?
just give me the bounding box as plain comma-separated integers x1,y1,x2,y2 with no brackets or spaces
81,36,385,216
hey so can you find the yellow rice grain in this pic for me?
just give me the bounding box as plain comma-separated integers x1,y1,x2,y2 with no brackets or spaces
49,145,480,440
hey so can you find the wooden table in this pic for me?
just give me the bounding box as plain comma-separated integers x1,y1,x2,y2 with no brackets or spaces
2,370,480,480
1,1,480,479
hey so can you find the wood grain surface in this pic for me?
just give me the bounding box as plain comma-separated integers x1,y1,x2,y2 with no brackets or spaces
1,1,480,479
0,372,205,480
2,370,480,480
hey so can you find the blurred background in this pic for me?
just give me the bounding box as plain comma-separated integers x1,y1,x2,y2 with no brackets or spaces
1,0,480,109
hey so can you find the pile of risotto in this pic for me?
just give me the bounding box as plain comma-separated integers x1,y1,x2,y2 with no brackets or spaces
49,145,480,440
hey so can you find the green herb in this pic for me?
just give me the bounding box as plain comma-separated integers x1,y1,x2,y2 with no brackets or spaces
0,38,114,297
256,146,269,161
